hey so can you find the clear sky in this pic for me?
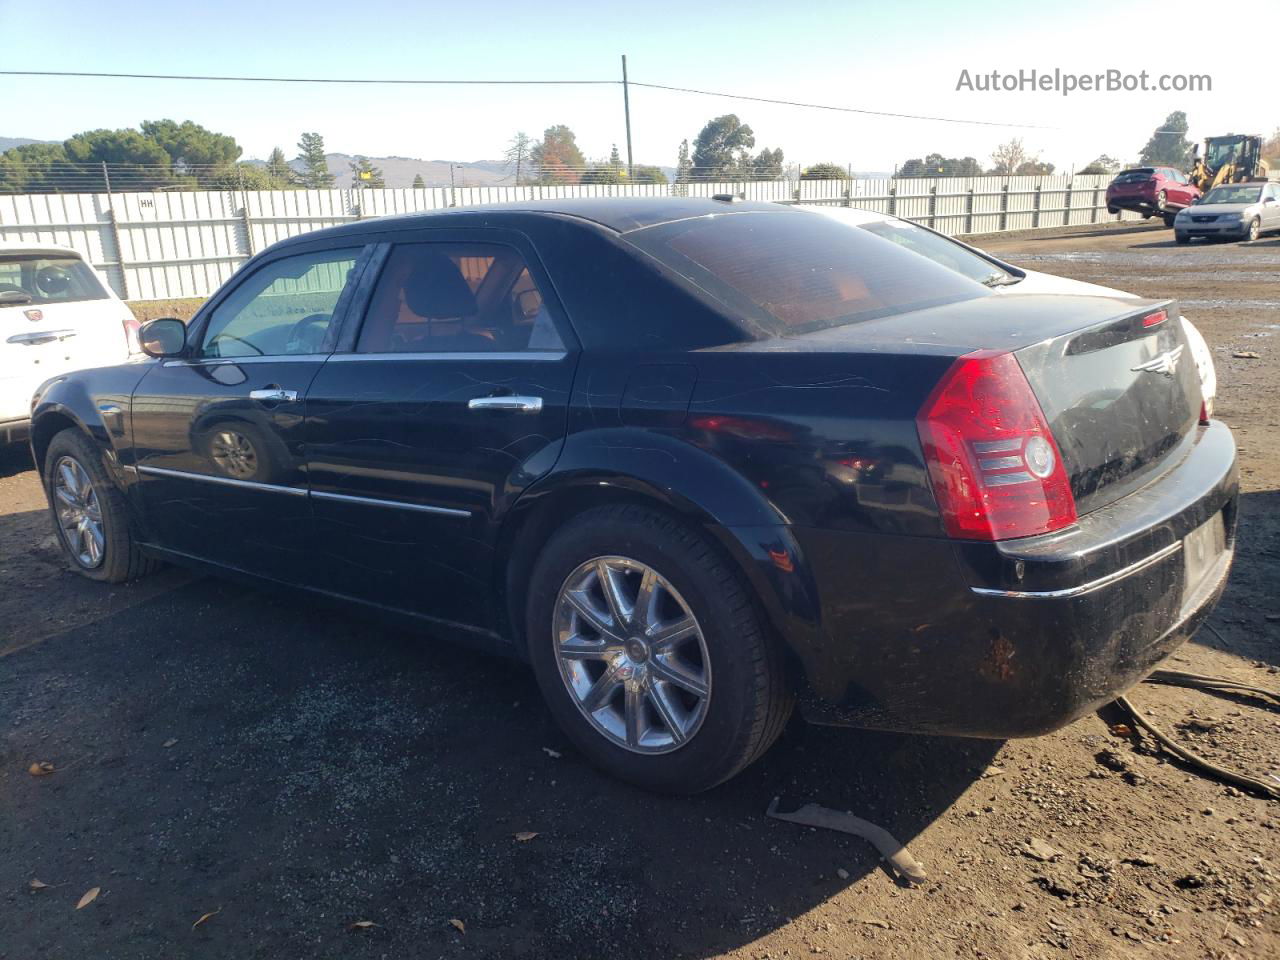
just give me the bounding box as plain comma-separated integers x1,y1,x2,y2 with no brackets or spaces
0,0,1270,174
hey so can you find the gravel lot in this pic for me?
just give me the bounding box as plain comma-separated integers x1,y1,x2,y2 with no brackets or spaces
1,222,1277,960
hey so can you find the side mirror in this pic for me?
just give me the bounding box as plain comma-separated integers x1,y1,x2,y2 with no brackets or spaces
138,317,187,358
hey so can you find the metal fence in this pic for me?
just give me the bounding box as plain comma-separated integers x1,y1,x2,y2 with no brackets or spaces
0,175,1140,302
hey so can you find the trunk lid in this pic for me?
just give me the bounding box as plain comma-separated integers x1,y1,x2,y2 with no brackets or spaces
769,292,1202,516
1012,298,1199,513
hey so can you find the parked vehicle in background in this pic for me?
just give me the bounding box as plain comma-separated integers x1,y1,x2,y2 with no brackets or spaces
29,199,1237,793
1173,181,1280,244
1,244,138,444
1106,167,1201,225
799,206,1217,415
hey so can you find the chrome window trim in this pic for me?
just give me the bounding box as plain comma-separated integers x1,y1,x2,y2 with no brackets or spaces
311,489,471,518
137,464,308,496
136,464,472,518
326,351,567,362
970,540,1183,599
163,355,326,367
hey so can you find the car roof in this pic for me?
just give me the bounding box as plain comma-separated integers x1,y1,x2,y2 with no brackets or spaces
290,196,796,245
0,241,84,258
793,205,895,226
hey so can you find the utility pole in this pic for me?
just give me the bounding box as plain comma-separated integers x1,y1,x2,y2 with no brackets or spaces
621,54,634,180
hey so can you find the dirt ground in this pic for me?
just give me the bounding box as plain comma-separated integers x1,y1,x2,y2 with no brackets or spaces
1,222,1277,960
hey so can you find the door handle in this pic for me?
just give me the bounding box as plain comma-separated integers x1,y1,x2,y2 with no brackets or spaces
249,387,299,403
467,395,543,413
6,329,77,346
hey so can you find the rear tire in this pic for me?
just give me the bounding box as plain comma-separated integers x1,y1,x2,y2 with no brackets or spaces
44,428,158,583
525,504,794,793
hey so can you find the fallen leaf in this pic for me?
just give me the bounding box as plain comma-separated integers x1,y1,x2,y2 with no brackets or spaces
349,920,378,930
448,918,466,934
513,831,539,842
29,878,50,890
76,887,100,910
163,739,178,749
192,907,221,930
28,761,55,777
1109,723,1133,738
1233,351,1260,359
541,747,561,759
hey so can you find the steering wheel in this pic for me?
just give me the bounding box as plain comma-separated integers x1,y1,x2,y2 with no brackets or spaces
286,313,331,354
207,332,265,357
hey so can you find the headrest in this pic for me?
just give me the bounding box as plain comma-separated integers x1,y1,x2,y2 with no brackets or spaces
402,253,477,319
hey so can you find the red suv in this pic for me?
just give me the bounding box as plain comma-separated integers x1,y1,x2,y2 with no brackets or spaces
1106,167,1201,226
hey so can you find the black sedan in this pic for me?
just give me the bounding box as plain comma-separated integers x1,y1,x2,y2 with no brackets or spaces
30,198,1237,792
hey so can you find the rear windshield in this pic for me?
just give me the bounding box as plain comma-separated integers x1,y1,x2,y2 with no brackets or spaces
855,218,1013,285
0,254,108,306
624,211,987,338
1113,169,1154,184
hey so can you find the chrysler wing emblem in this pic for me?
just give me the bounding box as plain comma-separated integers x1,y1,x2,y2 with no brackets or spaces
1131,344,1184,378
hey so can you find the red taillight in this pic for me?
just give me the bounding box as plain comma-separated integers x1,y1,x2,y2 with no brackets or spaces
122,316,142,354
917,351,1077,541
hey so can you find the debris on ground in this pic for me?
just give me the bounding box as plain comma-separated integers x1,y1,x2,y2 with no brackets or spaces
766,797,927,885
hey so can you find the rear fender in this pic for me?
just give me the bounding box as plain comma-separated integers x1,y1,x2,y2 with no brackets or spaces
499,427,825,673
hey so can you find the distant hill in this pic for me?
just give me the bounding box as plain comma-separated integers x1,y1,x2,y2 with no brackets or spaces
0,137,56,152
250,152,678,188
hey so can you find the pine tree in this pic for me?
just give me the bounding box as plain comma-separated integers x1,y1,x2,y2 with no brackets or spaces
348,155,385,188
295,132,335,188
411,173,426,189
675,139,693,183
265,146,295,187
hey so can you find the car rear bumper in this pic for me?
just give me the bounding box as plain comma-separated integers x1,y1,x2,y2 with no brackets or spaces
1,417,31,445
782,420,1238,738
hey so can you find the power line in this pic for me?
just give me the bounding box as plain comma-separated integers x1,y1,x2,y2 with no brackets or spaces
1,68,1052,129
628,81,1053,130
0,69,614,86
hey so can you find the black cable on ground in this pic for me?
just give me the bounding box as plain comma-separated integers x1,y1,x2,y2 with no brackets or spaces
1111,667,1280,801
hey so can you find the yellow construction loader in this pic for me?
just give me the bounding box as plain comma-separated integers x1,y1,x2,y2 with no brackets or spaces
1188,134,1270,192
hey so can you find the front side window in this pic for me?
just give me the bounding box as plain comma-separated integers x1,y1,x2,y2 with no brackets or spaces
356,242,564,353
626,210,987,338
0,255,108,306
199,247,362,358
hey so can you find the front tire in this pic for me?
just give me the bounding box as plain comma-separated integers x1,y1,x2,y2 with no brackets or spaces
44,428,157,583
1245,217,1261,242
1155,190,1168,213
525,504,794,793
1175,231,1190,244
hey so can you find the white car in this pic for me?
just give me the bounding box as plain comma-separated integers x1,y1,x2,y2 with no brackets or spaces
800,206,1217,414
0,243,139,444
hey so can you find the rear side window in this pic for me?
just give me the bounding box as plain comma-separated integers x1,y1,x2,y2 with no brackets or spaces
0,254,108,305
625,211,987,337
356,242,565,353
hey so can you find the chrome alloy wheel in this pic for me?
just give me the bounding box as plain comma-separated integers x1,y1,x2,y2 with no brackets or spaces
553,556,712,754
209,429,258,478
52,455,105,569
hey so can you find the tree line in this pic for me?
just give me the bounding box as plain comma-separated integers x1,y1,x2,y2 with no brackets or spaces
0,123,384,193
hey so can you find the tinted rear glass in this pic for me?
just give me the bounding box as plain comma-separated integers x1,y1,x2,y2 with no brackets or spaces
0,254,108,305
625,211,987,337
1113,169,1154,184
